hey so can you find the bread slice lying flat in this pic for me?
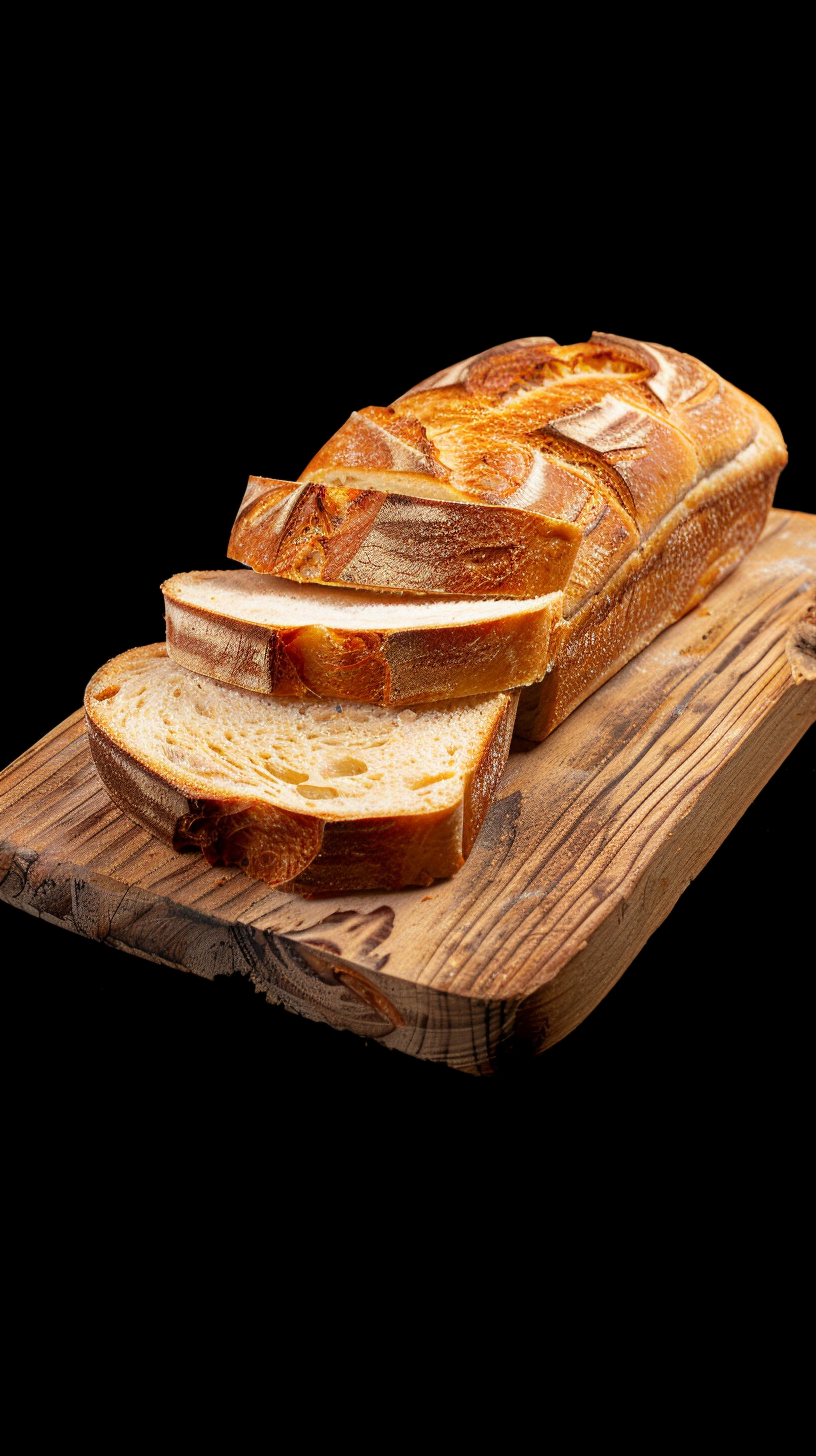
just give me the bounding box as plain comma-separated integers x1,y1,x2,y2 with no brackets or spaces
85,645,517,893
163,570,562,707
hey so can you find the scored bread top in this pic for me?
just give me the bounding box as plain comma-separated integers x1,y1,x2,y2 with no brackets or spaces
85,645,512,819
227,332,786,603
164,570,558,628
304,332,779,529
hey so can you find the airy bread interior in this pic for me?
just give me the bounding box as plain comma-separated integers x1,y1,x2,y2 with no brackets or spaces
88,647,509,817
165,570,557,628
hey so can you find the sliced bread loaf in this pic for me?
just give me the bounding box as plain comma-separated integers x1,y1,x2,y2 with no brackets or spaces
227,334,785,606
85,645,517,893
228,334,786,738
163,570,561,707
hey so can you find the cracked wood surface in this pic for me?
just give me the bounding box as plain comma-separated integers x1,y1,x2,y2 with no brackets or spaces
2,509,814,1073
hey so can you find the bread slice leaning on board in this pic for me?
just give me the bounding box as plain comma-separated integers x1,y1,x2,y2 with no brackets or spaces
163,570,562,707
85,645,518,893
228,333,787,738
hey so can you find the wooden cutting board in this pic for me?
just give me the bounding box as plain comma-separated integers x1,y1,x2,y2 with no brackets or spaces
2,509,814,1074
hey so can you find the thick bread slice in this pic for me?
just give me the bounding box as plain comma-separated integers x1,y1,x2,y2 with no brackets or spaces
228,334,786,607
84,646,517,893
163,570,562,707
228,479,580,599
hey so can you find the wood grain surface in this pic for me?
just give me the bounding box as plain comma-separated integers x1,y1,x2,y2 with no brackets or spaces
2,509,814,1074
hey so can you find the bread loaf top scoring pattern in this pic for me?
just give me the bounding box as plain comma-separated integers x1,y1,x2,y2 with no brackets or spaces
229,333,786,603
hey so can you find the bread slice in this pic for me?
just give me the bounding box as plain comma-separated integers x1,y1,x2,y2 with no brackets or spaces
85,645,518,893
228,475,580,599
163,570,562,707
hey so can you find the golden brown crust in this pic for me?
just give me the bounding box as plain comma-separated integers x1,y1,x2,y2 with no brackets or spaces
84,652,519,893
515,442,781,740
163,574,559,707
229,477,580,598
229,333,786,607
304,406,451,483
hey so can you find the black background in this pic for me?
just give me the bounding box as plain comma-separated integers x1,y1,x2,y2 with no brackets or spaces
3,159,811,1182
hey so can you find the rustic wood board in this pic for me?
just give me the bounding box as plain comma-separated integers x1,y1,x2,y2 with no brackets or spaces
2,509,814,1073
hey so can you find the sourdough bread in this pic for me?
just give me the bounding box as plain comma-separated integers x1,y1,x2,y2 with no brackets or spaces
227,333,787,735
163,570,561,706
229,335,785,606
85,646,517,893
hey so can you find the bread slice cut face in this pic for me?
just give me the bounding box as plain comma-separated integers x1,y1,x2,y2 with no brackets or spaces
85,645,517,893
163,570,561,707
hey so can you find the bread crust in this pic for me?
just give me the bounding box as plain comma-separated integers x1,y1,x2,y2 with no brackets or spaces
84,648,519,893
228,334,786,611
515,426,781,739
163,572,560,707
228,479,580,598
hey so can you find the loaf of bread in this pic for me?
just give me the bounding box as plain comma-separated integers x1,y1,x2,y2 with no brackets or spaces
85,334,787,900
85,645,517,893
163,570,561,707
228,334,787,736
